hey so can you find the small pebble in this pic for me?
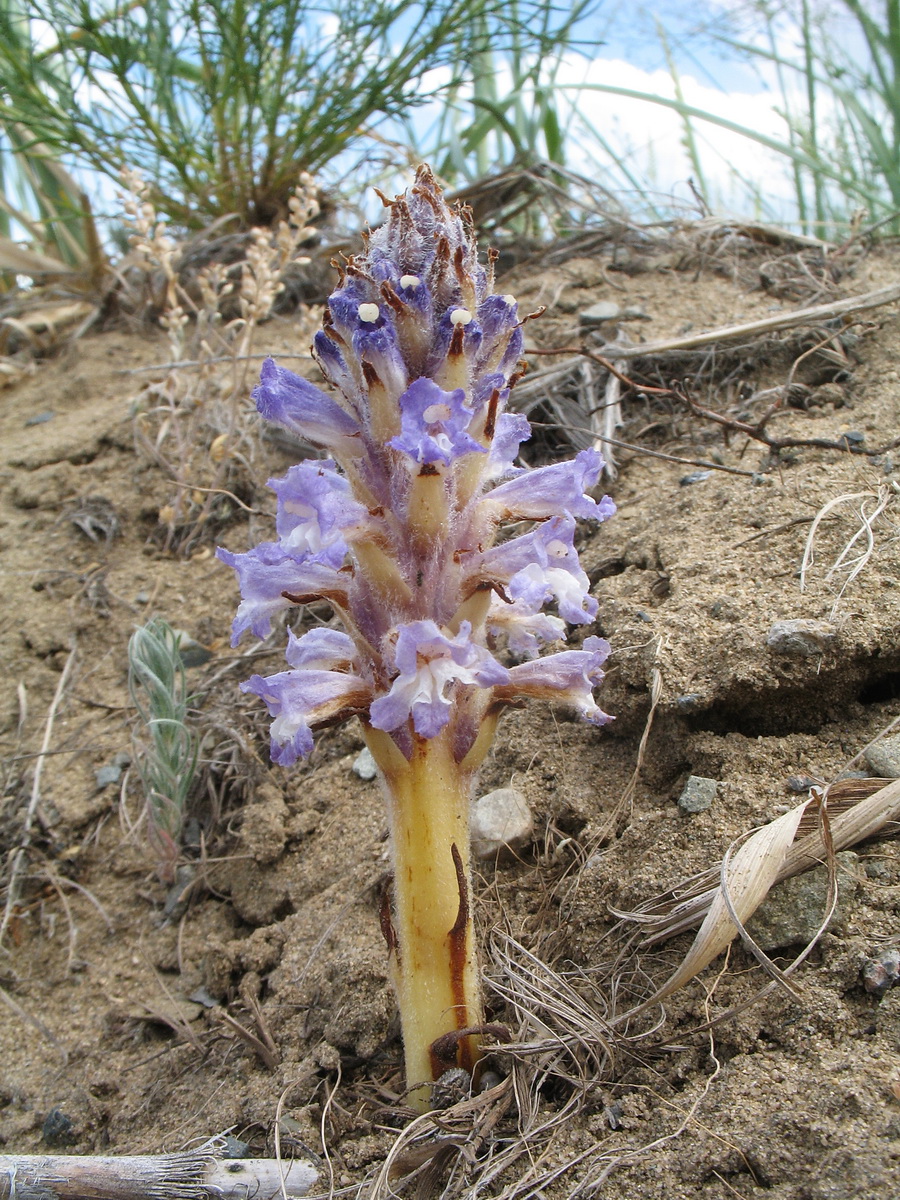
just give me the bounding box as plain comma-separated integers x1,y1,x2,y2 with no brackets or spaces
25,410,55,427
861,948,900,997
42,1107,75,1147
352,747,378,781
95,763,124,790
786,774,818,793
678,775,718,814
471,787,533,859
163,863,196,920
135,591,151,604
864,733,900,778
680,470,710,486
675,693,703,714
766,618,836,658
220,1134,251,1159
746,852,859,950
431,1067,470,1109
604,1102,624,1130
839,430,865,447
171,629,213,668
478,1070,503,1093
188,986,219,1008
579,300,621,327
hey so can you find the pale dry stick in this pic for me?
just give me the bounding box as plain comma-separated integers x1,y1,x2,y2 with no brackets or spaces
0,1149,318,1200
274,1081,314,1200
0,645,77,947
597,652,663,849
122,351,315,374
319,1061,342,1200
602,281,900,360
593,367,622,478
821,488,896,616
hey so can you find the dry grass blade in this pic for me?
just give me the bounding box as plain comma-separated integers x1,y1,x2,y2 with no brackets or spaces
0,237,77,276
615,777,900,1018
800,484,898,616
1,644,76,948
618,804,809,1020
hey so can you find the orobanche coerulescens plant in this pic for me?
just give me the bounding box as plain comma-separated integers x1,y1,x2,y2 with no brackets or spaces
219,166,615,1108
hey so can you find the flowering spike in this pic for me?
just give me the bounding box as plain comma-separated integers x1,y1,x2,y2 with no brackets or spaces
220,166,615,1107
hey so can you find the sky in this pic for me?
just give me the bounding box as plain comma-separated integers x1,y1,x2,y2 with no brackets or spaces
376,0,844,230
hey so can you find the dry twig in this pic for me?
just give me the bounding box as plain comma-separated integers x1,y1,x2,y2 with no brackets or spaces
0,1146,317,1200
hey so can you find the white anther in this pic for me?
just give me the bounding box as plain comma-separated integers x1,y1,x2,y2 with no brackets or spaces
450,308,472,326
357,302,380,323
502,293,517,306
399,274,420,289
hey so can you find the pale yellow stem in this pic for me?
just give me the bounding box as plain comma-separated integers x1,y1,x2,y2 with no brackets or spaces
364,726,483,1110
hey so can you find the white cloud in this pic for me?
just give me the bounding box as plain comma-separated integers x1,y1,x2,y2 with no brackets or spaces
555,55,804,220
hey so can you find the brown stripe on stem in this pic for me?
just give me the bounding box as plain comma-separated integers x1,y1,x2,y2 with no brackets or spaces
483,389,500,440
447,841,474,1073
379,880,398,956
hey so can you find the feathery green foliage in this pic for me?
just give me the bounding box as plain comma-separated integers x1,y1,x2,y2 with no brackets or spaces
128,618,199,882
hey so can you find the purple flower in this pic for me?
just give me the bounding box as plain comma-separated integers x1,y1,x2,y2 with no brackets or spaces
464,515,597,624
313,332,362,402
389,378,485,466
488,409,531,477
270,459,372,559
242,667,371,765
495,637,613,726
352,321,409,408
486,597,566,658
217,543,350,645
484,448,616,522
284,626,359,671
370,621,508,738
223,167,615,767
253,358,362,456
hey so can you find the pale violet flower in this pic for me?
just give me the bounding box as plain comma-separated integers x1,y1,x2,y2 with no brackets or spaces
370,621,508,738
220,166,615,762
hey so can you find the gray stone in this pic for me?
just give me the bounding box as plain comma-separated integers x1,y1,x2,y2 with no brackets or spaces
95,763,124,789
678,775,718,813
675,693,703,713
861,948,900,996
745,852,859,951
171,629,213,667
786,774,818,793
864,733,900,778
471,787,533,860
579,300,621,328
352,747,378,780
766,618,837,657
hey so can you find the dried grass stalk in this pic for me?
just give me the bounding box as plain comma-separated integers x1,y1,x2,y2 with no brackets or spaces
616,777,900,1016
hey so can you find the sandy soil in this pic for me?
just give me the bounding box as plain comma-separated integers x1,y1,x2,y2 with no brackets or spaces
1,228,898,1199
